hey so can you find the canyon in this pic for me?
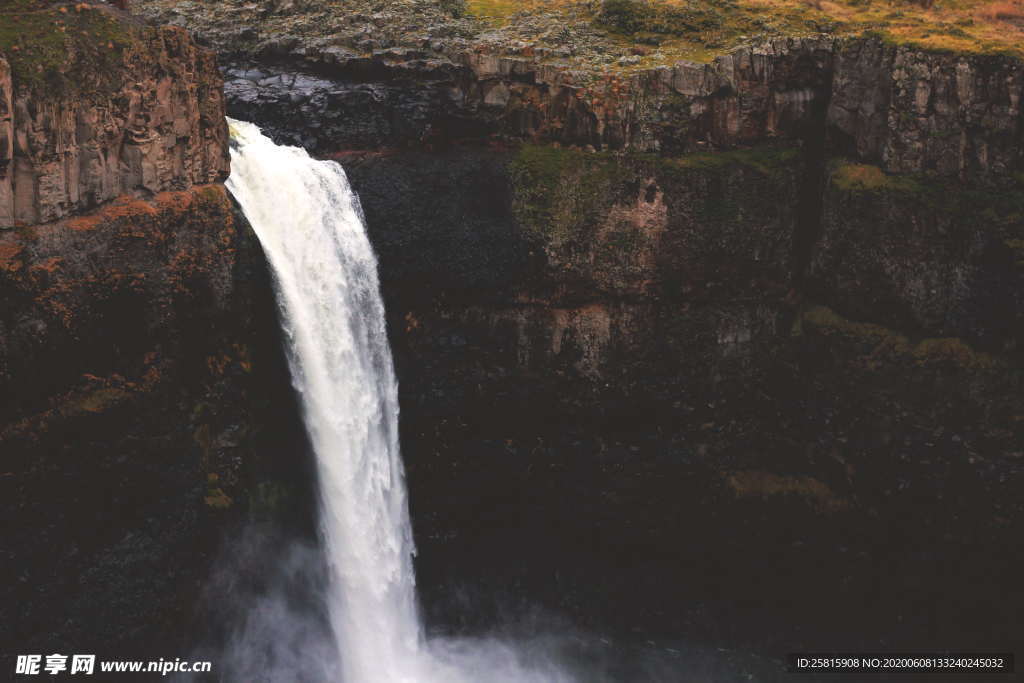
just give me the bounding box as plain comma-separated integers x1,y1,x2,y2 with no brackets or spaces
1,0,1022,678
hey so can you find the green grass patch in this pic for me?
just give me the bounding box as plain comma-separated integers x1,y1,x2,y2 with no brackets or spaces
667,143,801,174
466,0,526,23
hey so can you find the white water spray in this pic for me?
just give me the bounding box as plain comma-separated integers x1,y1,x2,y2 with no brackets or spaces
225,120,573,683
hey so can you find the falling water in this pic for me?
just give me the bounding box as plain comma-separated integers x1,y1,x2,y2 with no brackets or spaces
226,119,422,682
225,120,573,683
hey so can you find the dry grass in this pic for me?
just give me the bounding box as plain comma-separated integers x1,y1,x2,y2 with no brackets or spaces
976,0,1024,24
468,0,580,23
748,0,1024,56
466,0,1024,61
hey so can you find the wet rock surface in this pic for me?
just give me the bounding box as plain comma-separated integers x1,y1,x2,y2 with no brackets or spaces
343,148,1023,663
222,58,478,151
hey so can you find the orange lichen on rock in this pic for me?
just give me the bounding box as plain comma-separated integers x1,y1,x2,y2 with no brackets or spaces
29,256,63,275
152,185,230,215
67,194,159,232
77,387,130,414
204,487,233,509
55,186,230,243
0,361,170,444
231,343,252,373
0,242,25,272
206,352,231,376
152,189,197,213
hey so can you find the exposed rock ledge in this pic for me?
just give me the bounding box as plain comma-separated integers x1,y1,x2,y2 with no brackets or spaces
136,0,1023,184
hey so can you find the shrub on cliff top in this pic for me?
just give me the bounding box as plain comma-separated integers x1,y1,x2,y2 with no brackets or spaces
600,0,654,32
439,0,468,18
599,0,728,35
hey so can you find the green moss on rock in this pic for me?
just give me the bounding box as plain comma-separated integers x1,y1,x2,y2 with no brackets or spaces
596,0,811,56
509,144,633,242
802,304,912,355
801,304,1000,371
912,337,996,370
1005,239,1024,268
830,161,924,194
831,161,1024,220
652,143,800,229
0,0,133,95
665,144,800,175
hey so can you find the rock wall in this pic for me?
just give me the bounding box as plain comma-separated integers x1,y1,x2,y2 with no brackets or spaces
0,21,228,228
828,40,1024,179
346,144,805,432
451,36,836,153
343,143,1023,653
0,187,303,655
193,32,1024,181
322,41,1023,651
811,162,1024,345
0,57,12,227
220,37,836,155
0,7,307,660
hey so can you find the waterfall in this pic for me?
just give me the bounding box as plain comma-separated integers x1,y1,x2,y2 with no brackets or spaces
225,120,572,683
226,119,421,682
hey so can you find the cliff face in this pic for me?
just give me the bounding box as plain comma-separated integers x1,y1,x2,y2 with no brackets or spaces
136,0,1024,171
0,21,228,228
813,162,1024,343
5,0,1021,662
1,188,272,650
214,37,836,155
141,2,1024,651
348,143,1023,653
828,40,1024,179
0,5,305,658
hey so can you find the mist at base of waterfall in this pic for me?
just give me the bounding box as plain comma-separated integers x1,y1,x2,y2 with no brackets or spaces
176,527,571,683
177,527,782,683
